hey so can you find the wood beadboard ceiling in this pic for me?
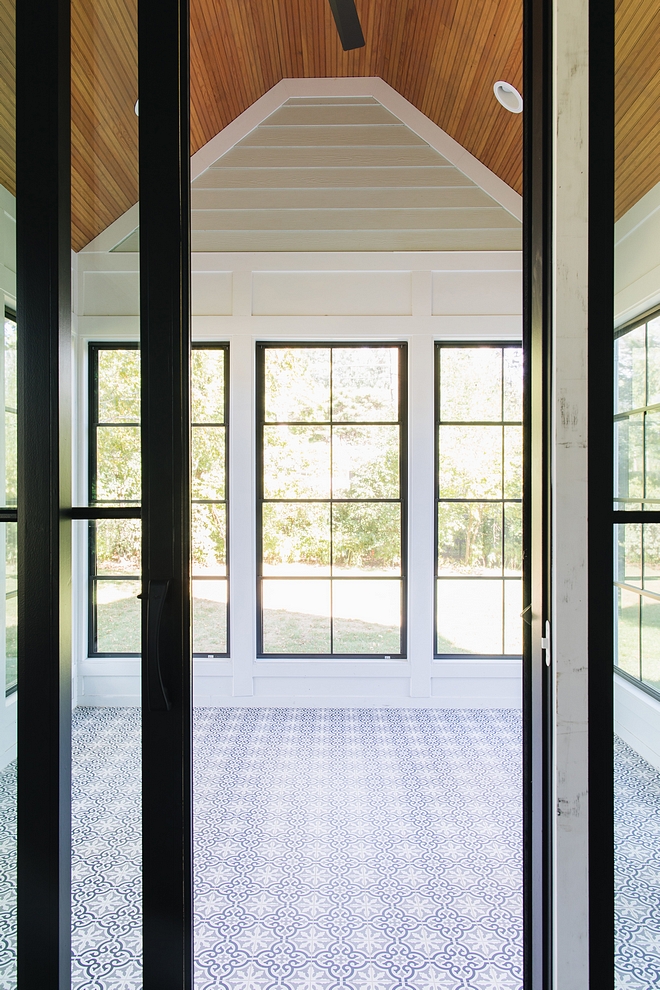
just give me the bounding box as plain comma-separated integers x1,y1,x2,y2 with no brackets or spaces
0,0,657,249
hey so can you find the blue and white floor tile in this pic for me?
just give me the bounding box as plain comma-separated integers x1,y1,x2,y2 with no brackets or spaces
0,709,657,989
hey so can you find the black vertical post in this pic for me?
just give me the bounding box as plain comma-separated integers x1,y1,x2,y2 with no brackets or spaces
523,0,553,985
16,0,72,986
138,0,192,987
588,0,615,987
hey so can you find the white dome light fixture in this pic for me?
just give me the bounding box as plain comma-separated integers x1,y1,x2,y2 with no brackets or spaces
493,80,523,114
134,99,139,116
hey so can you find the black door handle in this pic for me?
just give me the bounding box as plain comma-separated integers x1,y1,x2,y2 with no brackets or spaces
146,580,172,712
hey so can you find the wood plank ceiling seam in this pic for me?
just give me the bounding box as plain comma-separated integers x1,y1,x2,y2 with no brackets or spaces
0,0,656,247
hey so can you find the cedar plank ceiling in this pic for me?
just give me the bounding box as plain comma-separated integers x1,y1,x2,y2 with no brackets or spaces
0,0,657,249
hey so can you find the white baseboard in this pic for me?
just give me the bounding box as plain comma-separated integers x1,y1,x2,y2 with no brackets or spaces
77,656,522,710
615,673,660,772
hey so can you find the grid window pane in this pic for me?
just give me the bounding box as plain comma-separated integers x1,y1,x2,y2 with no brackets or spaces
645,411,660,498
332,503,401,575
504,580,523,654
4,316,16,506
193,503,226,576
438,425,502,499
616,523,642,587
97,349,140,423
262,579,331,654
95,580,141,653
615,415,644,499
192,349,225,423
265,347,330,423
263,425,331,499
95,519,141,576
331,347,398,422
615,323,646,414
262,503,330,576
647,317,660,406
643,524,660,594
332,579,401,654
437,502,502,576
259,344,405,657
193,580,227,654
617,587,640,679
96,426,141,501
439,347,503,422
641,596,660,692
436,579,504,655
436,344,522,657
192,425,225,500
332,425,399,498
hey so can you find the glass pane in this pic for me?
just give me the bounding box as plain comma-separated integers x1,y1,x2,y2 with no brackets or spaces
331,346,398,422
192,348,224,423
437,502,502,575
264,347,330,422
262,579,331,654
262,502,330,576
192,503,226,576
95,518,140,576
4,523,17,697
615,415,644,498
332,425,399,498
192,425,225,500
192,580,227,654
617,522,642,588
643,523,660,594
96,426,141,501
97,348,140,423
647,316,660,406
95,580,141,654
440,347,502,422
641,596,660,693
332,502,401,574
504,580,522,654
615,324,646,414
332,579,401,654
438,425,502,498
4,316,16,505
504,503,522,575
436,579,503,654
645,411,660,497
617,587,640,679
504,426,522,498
263,425,330,499
503,347,523,421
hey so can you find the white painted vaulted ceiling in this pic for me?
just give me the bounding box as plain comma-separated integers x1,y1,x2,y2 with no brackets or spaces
112,94,521,254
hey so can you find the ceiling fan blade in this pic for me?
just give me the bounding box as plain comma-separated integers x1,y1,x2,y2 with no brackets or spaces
327,0,365,51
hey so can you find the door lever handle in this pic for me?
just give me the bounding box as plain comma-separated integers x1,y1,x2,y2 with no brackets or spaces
146,580,172,712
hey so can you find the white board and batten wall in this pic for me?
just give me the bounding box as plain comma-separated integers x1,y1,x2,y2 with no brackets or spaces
75,251,523,709
74,78,524,710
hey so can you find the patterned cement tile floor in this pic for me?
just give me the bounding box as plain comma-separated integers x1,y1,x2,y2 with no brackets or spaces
0,708,657,989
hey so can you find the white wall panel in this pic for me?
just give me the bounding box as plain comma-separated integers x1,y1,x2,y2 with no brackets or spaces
615,180,660,327
192,271,232,315
615,675,660,772
432,270,522,315
252,270,412,316
82,270,140,316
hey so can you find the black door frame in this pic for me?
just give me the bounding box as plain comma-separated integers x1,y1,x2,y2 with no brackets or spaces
14,0,617,986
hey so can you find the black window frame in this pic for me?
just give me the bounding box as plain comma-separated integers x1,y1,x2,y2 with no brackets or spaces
256,340,408,660
434,339,524,660
87,340,230,659
613,304,660,703
3,304,17,696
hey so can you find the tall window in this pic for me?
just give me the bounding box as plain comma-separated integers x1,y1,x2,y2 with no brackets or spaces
257,343,406,658
614,313,660,695
88,343,228,657
435,343,523,657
